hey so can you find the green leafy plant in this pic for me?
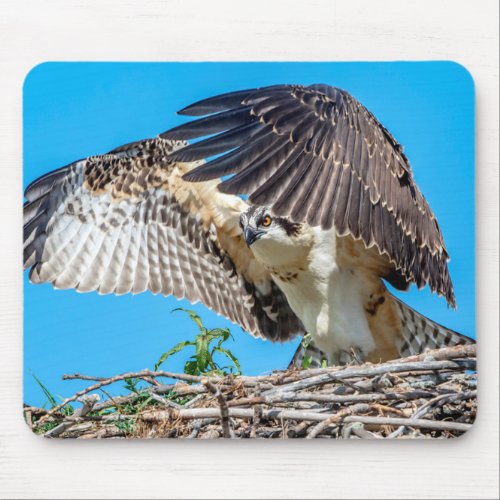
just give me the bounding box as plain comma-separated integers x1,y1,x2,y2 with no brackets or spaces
300,333,313,369
155,309,241,376
32,374,73,416
301,355,313,369
123,377,141,394
299,334,328,369
112,418,135,434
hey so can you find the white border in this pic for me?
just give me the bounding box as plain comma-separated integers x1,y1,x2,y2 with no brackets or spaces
0,1,498,499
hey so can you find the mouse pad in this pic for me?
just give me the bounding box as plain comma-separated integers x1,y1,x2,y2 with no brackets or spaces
23,62,476,439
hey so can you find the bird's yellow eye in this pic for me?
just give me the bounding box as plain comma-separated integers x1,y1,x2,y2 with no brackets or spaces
262,215,272,227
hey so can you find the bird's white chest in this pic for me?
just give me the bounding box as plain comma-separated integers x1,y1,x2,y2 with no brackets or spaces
266,228,376,359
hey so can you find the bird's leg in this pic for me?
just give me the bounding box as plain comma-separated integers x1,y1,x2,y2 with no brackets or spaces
327,347,365,367
327,351,341,367
349,347,365,365
333,348,365,366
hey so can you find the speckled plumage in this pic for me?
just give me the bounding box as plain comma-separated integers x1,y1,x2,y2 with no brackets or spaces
162,84,456,307
23,138,304,342
24,84,474,366
237,206,472,365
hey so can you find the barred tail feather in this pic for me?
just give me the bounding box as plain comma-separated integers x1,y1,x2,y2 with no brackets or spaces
392,297,473,358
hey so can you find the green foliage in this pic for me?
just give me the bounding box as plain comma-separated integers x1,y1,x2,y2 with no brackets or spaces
32,373,73,416
301,355,313,369
299,333,329,369
30,310,243,435
34,421,60,435
112,418,135,434
123,377,142,394
300,334,313,369
155,308,241,376
32,374,57,409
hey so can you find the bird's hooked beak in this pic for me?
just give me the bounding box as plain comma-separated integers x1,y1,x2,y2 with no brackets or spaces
244,226,265,247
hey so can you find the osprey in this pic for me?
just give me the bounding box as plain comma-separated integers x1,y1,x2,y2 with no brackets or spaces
23,83,473,367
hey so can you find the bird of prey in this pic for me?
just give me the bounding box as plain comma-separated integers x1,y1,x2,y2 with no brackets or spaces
23,83,473,368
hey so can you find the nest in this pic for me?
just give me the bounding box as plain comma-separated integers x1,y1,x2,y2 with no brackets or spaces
25,345,476,439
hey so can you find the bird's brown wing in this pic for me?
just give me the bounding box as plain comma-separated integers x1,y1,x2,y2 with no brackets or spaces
161,84,455,306
23,137,304,342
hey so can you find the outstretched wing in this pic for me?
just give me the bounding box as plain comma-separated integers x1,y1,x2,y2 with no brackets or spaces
161,84,455,307
24,137,304,342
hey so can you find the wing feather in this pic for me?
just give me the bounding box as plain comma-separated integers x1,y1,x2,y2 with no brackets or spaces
81,227,120,293
156,224,174,297
74,228,108,292
101,219,134,295
24,137,304,342
53,223,95,289
162,84,455,306
307,157,335,226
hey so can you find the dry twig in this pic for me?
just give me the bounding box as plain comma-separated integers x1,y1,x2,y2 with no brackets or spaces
26,345,476,439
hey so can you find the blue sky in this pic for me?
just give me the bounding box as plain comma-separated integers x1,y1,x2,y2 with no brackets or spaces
23,62,475,407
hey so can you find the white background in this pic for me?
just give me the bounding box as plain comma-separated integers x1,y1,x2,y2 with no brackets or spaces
0,1,498,498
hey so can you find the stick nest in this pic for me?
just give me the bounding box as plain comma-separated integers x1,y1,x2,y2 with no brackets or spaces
25,345,476,439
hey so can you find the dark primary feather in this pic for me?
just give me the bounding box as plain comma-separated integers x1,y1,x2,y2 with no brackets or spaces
23,137,305,342
163,122,261,162
177,85,289,116
160,106,254,140
161,84,456,307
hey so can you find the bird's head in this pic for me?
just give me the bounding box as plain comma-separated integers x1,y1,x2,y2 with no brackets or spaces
239,206,311,268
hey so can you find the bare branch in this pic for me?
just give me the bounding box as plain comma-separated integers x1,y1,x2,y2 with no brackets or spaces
202,378,234,438
27,346,476,439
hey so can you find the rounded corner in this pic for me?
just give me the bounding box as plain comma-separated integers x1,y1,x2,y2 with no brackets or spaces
445,61,475,94
23,61,53,94
21,408,47,439
451,399,479,441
